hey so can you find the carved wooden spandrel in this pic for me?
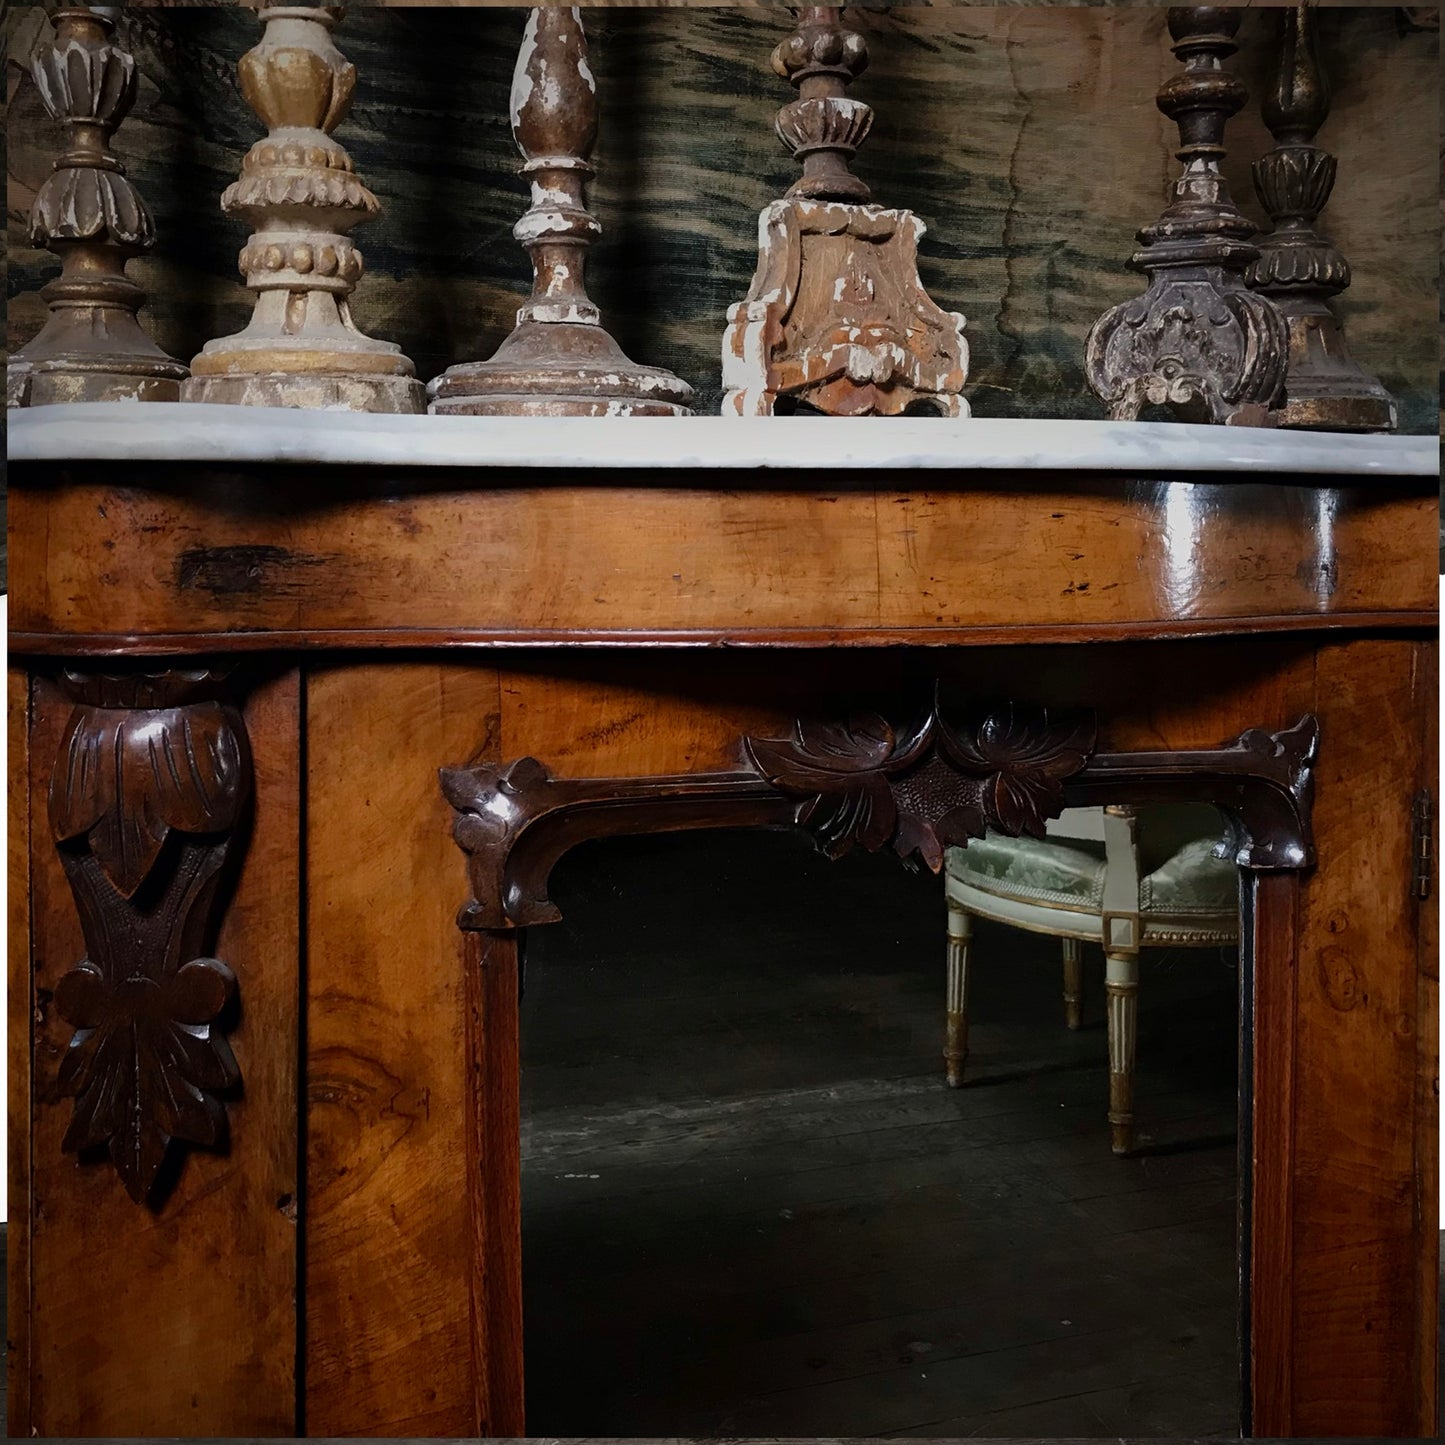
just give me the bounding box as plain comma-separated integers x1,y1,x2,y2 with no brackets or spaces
47,669,251,1206
442,692,1318,932
182,3,423,413
6,5,188,409
1085,7,1288,427
428,6,693,417
722,6,969,417
1246,5,1396,433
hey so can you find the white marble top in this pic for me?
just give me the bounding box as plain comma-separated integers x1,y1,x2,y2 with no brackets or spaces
6,402,1438,477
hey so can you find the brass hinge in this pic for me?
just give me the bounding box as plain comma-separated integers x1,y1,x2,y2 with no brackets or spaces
1412,789,1433,900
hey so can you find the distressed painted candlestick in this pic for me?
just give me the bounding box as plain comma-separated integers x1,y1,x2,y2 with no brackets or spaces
183,3,423,413
7,5,188,409
428,7,693,417
1085,7,1288,426
722,5,969,417
1247,5,1395,432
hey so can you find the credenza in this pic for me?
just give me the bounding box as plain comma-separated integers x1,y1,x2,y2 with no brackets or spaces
6,406,1438,1438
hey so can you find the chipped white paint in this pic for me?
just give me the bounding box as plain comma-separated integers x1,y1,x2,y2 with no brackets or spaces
11,404,1435,476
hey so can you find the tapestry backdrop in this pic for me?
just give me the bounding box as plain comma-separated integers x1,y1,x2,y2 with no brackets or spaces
5,3,1439,427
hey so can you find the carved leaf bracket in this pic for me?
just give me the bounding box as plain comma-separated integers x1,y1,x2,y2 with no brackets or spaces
48,669,251,1205
442,695,1318,931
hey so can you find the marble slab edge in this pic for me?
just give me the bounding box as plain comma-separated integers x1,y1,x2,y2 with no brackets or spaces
6,403,1438,478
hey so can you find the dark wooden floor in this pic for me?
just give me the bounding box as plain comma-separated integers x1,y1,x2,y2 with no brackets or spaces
521,830,1243,1437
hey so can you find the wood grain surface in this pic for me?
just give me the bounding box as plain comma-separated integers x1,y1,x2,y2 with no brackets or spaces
304,662,502,1436
7,670,33,1438
23,669,300,1436
1283,639,1436,1435
5,3,1436,427
7,468,1435,652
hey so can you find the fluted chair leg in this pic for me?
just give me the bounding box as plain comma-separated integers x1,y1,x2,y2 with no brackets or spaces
1105,950,1139,1154
1062,937,1084,1030
944,903,972,1087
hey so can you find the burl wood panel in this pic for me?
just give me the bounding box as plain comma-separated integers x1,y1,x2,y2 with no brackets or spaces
304,662,502,1436
8,670,33,1437
1282,639,1436,1436
5,4,1437,428
7,473,1435,651
23,671,300,1437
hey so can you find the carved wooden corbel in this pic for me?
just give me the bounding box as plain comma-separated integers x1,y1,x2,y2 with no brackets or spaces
48,669,251,1205
442,696,1318,931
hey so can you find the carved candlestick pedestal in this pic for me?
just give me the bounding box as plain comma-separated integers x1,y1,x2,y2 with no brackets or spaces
722,6,969,417
48,670,251,1206
1085,7,1288,426
429,7,693,417
183,3,422,413
7,6,188,409
1247,5,1395,432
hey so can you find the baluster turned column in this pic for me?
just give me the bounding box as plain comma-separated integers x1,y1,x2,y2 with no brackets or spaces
7,5,188,409
1085,7,1288,426
183,3,423,412
428,7,693,416
722,6,969,416
1247,4,1396,432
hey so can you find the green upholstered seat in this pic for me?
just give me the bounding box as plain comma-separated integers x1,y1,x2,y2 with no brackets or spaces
1139,836,1237,914
945,836,1106,909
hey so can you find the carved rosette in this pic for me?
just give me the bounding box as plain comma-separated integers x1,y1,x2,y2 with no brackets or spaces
428,6,693,417
723,7,968,417
1085,7,1288,426
1245,5,1395,432
745,706,1096,870
183,3,423,413
442,693,1319,932
48,670,251,1205
7,5,188,409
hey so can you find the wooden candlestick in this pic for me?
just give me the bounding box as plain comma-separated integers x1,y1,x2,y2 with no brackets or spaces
1085,7,1288,426
183,3,423,413
6,5,188,409
1247,5,1396,432
428,7,694,417
722,6,968,417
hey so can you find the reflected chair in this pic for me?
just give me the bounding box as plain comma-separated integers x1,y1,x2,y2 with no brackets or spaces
942,805,1238,1153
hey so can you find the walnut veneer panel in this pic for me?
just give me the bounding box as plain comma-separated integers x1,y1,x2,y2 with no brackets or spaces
7,472,1434,652
8,671,33,1436
305,663,502,1436
24,671,300,1436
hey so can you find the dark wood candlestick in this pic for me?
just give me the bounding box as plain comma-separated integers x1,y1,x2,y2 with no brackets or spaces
429,6,694,417
1085,7,1288,426
6,5,188,409
1247,4,1396,432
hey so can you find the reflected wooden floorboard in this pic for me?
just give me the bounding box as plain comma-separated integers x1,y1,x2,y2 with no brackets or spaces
523,830,1241,1437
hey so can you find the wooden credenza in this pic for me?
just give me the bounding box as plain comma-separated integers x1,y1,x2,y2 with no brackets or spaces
6,407,1438,1438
